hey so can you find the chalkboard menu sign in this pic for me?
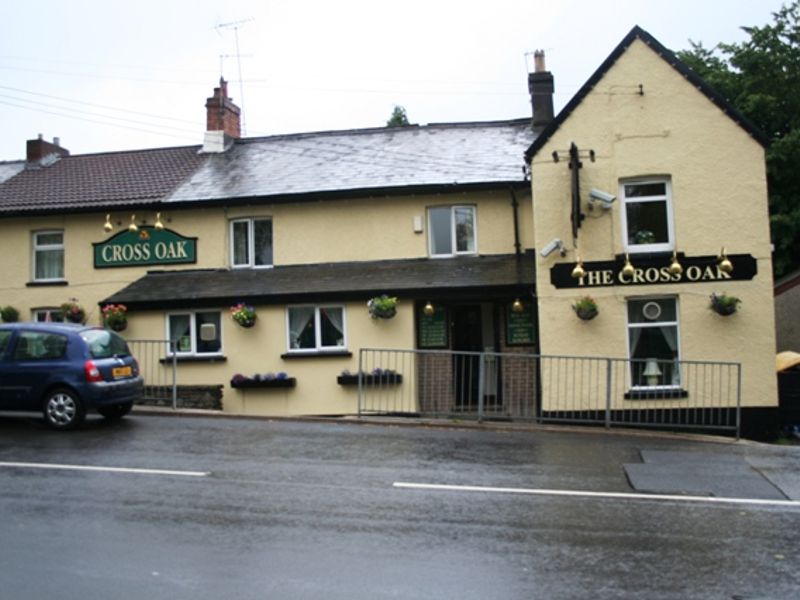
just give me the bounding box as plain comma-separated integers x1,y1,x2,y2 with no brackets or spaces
418,305,448,349
506,301,535,346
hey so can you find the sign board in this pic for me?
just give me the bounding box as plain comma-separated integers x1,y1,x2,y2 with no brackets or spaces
506,301,536,346
418,305,448,349
93,227,197,268
550,254,757,290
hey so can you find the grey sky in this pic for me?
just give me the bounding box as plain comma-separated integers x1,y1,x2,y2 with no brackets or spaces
0,0,787,161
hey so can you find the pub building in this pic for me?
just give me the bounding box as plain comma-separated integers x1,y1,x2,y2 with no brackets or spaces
0,27,778,434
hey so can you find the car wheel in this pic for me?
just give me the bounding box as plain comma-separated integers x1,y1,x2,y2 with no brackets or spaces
98,402,133,420
42,387,86,430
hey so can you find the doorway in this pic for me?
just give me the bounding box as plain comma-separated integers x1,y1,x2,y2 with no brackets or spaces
452,305,483,409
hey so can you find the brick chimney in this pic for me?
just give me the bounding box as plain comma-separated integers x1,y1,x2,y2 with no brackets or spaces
206,78,241,137
26,134,69,164
528,50,554,133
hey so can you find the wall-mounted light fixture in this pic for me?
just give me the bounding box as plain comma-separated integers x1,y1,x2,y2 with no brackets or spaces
104,212,168,234
512,298,524,313
668,251,683,276
571,256,586,279
423,301,435,316
718,247,733,274
621,253,635,278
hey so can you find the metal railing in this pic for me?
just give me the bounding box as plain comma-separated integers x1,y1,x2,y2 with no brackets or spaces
127,340,178,409
357,349,742,437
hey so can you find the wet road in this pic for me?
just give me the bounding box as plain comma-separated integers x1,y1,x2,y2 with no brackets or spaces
0,414,798,599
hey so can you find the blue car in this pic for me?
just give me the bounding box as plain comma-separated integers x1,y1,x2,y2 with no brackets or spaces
0,322,143,429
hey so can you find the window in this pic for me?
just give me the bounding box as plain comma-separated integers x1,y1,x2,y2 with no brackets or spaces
32,230,64,281
287,306,346,352
12,331,68,361
627,297,680,388
231,218,273,268
428,206,476,257
621,179,673,253
33,309,64,323
167,311,222,355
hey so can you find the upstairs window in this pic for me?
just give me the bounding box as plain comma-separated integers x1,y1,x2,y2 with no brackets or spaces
621,179,673,253
428,206,477,257
231,218,273,268
32,230,64,281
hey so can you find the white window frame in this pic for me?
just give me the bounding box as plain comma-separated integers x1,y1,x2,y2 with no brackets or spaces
230,217,273,269
33,308,64,323
165,310,223,356
32,230,65,282
285,305,347,354
626,296,681,390
427,205,478,258
620,178,674,254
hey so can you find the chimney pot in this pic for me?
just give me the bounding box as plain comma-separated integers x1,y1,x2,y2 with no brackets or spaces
534,50,546,73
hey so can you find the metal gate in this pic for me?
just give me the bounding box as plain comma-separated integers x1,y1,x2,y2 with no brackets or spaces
127,339,178,409
356,349,741,436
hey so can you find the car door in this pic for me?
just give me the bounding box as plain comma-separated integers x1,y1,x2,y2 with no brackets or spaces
1,330,69,411
0,329,16,407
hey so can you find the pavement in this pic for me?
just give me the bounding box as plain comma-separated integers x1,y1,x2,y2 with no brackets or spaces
132,405,800,503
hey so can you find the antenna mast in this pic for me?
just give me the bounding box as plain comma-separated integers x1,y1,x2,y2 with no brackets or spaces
215,17,253,136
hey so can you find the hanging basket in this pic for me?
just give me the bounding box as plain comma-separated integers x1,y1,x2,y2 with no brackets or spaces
710,293,740,317
572,296,598,321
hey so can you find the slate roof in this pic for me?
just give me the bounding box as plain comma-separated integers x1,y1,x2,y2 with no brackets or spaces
0,120,533,216
0,146,205,215
102,252,536,309
525,26,768,162
167,120,533,204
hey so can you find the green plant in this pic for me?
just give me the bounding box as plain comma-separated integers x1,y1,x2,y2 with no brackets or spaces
368,295,398,319
572,296,598,320
230,302,257,327
1,305,19,322
710,292,741,316
101,303,128,331
60,301,86,324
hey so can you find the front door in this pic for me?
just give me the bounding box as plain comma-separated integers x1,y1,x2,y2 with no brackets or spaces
452,305,483,409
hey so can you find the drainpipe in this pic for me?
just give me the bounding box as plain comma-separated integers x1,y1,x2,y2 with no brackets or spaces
510,188,522,256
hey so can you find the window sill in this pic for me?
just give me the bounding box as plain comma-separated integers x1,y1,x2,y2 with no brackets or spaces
281,350,352,360
26,280,68,287
160,355,227,364
624,388,688,400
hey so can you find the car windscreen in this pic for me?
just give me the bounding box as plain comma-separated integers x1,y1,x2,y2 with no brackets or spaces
81,329,130,359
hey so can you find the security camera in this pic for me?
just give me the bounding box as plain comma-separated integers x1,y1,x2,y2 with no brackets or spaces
540,238,566,258
588,188,616,209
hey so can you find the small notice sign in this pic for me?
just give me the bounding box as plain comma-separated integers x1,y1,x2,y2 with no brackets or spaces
418,305,448,349
506,301,535,346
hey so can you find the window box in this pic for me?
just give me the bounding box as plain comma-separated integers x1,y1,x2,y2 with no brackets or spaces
337,372,403,386
231,377,296,389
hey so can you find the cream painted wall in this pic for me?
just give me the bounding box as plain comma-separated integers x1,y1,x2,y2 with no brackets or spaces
125,301,415,416
0,187,529,416
531,39,777,408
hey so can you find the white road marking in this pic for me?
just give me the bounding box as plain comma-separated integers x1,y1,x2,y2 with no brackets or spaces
393,482,800,508
0,461,209,478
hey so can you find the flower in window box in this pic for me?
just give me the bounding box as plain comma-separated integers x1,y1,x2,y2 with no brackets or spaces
60,301,86,324
572,296,598,321
1,305,19,323
710,293,740,316
367,295,398,319
101,303,128,331
230,302,257,328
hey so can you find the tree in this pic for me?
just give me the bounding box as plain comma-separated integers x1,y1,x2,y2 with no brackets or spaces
677,2,800,277
386,105,410,127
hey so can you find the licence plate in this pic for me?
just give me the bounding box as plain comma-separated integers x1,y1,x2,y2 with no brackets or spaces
112,366,132,379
